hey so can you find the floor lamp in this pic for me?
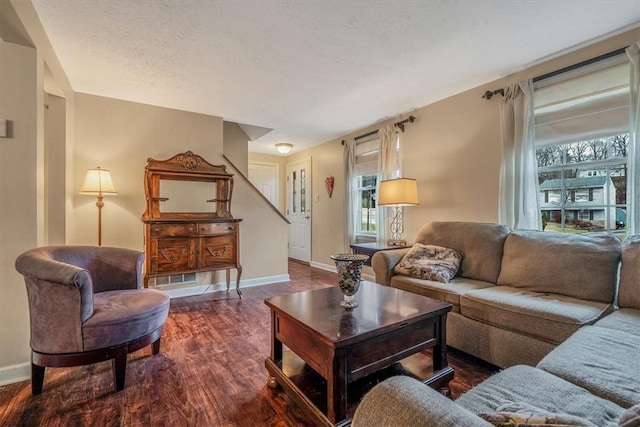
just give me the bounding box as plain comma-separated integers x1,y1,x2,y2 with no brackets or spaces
378,178,419,246
80,167,118,246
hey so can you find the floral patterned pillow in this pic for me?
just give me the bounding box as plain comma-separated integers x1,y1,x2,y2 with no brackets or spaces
393,243,463,283
478,401,596,426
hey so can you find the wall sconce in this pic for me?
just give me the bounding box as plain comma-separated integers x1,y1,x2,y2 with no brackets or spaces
80,167,118,246
275,143,293,154
378,178,419,246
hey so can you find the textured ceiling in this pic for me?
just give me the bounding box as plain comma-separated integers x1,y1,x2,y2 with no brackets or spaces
31,0,640,155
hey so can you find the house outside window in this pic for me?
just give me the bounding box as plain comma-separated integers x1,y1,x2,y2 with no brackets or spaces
537,140,627,234
534,55,630,237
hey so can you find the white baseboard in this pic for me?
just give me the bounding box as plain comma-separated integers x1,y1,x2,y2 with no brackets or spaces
0,362,30,387
161,273,290,299
310,260,335,272
0,273,291,386
309,261,374,282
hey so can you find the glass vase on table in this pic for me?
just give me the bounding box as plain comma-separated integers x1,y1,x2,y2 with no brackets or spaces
329,253,369,308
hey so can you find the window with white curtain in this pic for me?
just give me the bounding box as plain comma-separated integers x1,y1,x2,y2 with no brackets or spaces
354,137,380,239
534,55,630,236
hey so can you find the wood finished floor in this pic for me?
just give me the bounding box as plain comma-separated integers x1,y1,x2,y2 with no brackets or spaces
0,261,499,426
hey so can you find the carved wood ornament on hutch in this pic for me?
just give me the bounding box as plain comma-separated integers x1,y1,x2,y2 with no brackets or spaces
141,151,242,296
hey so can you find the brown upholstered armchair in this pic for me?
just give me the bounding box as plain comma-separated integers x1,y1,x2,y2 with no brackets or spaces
15,245,170,395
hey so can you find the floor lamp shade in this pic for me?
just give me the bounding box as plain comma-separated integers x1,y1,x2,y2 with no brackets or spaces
80,167,118,246
378,178,419,246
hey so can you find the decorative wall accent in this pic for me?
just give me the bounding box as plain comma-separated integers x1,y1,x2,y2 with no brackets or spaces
325,176,334,198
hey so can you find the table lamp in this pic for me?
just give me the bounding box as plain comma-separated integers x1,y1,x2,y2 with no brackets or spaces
378,177,419,246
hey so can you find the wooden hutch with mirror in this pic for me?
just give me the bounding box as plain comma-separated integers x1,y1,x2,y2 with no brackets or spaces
141,151,242,296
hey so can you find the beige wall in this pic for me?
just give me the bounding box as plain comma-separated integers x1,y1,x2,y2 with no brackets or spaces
44,93,66,245
73,93,288,280
0,40,38,371
0,0,75,380
292,28,640,268
73,93,224,248
223,121,249,176
248,151,287,212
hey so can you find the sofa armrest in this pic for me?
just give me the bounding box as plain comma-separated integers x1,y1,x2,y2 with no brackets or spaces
352,376,491,427
371,248,410,286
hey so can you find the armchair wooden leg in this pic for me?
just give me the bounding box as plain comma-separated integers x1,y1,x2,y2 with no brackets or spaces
31,363,46,396
152,337,161,355
113,346,128,391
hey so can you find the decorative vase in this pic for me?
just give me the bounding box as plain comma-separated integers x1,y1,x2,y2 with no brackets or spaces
330,253,369,308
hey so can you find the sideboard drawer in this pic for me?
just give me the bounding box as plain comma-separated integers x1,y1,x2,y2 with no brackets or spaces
153,238,194,273
198,222,236,235
199,235,236,267
150,223,196,237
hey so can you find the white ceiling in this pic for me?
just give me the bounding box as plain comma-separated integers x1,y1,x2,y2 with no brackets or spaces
31,0,640,155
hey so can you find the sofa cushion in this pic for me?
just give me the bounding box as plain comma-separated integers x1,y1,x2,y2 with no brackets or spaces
460,286,612,344
82,289,170,351
456,365,624,426
414,221,510,283
497,230,620,304
537,326,640,409
352,375,492,427
594,309,640,336
393,243,463,283
391,276,494,313
619,236,640,309
479,401,596,426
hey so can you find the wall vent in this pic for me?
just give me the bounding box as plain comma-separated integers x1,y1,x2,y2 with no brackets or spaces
153,273,197,286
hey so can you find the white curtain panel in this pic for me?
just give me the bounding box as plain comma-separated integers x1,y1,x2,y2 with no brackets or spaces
343,138,358,250
377,125,399,242
498,80,542,230
627,42,640,236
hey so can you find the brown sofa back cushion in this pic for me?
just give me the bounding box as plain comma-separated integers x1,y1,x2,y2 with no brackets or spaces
497,230,620,303
619,236,640,309
415,221,510,283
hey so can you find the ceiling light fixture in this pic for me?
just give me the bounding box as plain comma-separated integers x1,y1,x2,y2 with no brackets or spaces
275,143,293,154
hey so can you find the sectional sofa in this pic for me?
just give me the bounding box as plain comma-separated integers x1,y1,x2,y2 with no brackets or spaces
351,222,640,426
371,221,621,368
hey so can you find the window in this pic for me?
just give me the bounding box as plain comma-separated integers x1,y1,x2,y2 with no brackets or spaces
535,56,630,236
357,175,377,234
354,137,380,238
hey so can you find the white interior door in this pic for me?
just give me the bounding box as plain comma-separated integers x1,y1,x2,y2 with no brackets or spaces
286,158,311,263
248,161,279,208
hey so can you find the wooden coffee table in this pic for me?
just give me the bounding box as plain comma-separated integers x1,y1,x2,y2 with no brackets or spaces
264,281,453,426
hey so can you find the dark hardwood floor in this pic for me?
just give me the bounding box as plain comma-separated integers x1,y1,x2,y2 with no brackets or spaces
0,261,498,426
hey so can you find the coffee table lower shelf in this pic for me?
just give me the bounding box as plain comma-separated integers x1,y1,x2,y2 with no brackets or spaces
265,350,454,427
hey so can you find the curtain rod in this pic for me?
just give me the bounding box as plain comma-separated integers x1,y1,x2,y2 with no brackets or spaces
482,46,629,100
341,116,416,145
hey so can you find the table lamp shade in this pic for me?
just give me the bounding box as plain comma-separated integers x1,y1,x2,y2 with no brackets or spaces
80,167,118,195
378,178,419,206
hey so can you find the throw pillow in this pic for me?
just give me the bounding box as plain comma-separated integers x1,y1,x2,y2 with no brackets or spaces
478,401,596,427
393,243,463,283
619,404,640,427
